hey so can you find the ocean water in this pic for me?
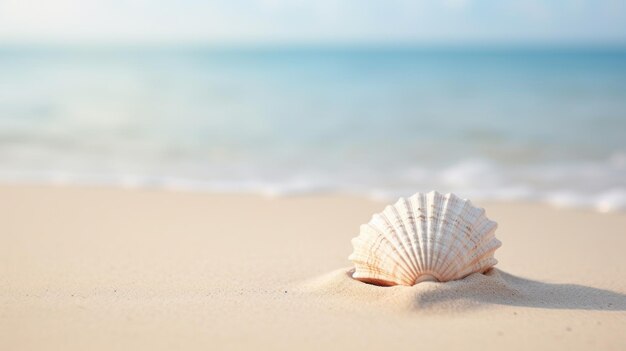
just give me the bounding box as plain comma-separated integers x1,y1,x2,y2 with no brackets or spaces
1,46,626,211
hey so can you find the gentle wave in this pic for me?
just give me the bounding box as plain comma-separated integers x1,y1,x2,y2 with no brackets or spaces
1,155,625,212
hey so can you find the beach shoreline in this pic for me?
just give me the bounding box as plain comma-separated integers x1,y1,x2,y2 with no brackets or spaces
1,184,625,350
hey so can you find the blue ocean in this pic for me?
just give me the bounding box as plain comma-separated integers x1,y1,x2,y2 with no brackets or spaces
1,46,625,210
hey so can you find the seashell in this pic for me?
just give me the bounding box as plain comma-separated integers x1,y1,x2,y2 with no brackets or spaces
349,191,501,286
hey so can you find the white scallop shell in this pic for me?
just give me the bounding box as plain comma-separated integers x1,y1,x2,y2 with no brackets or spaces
349,191,501,286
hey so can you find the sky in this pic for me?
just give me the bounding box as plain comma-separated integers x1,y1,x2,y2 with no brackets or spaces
0,0,625,45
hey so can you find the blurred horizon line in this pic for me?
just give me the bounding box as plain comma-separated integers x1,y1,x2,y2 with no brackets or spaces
2,40,626,53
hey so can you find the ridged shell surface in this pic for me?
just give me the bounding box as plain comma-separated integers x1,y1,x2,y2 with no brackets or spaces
349,191,501,286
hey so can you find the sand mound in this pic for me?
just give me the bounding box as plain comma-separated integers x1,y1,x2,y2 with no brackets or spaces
299,268,626,313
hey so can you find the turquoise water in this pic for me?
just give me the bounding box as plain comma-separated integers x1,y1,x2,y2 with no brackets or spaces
1,46,626,210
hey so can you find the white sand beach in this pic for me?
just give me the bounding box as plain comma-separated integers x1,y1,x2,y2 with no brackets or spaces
1,185,625,350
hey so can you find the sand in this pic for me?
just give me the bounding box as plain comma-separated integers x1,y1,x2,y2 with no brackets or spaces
1,185,625,350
